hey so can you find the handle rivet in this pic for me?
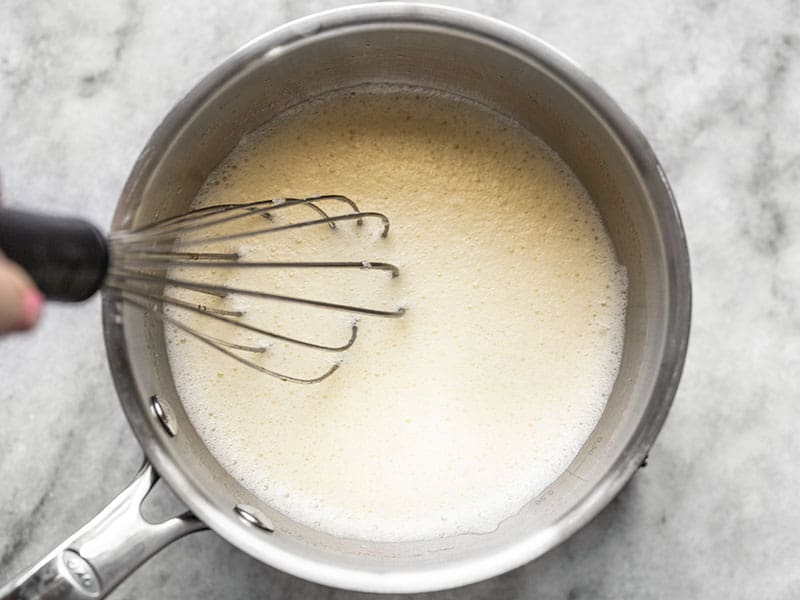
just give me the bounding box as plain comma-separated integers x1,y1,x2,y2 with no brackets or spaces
149,395,177,437
234,504,274,533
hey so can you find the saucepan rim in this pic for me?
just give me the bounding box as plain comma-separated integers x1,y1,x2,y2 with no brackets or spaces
103,2,691,593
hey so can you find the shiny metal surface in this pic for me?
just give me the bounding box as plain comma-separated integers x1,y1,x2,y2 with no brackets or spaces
0,463,204,600
2,2,691,596
149,394,176,437
234,505,276,534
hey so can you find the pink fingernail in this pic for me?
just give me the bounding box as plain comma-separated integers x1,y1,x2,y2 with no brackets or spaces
19,289,44,330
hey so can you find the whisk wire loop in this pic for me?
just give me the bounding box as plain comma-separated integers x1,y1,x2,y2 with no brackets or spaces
120,294,341,384
108,195,403,383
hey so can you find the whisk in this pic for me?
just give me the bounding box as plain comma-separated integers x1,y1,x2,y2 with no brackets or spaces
0,195,405,383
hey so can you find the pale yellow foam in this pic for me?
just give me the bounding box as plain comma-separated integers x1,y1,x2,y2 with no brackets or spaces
165,86,627,542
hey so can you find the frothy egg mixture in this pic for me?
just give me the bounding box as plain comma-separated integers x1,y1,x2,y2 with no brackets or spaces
165,87,627,542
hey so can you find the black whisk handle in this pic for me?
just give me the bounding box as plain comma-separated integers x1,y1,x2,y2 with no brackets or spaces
0,208,108,301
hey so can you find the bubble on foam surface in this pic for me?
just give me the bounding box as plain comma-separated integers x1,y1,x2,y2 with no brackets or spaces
166,85,628,543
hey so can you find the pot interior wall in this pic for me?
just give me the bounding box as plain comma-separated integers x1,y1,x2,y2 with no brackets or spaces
108,19,675,581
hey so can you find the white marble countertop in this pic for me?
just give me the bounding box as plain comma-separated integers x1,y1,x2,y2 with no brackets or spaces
1,1,798,598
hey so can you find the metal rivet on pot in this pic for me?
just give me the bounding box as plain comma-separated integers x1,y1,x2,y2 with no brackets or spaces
149,394,176,437
234,504,274,533
113,298,124,325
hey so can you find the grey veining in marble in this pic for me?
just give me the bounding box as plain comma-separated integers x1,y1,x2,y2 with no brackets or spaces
1,0,799,598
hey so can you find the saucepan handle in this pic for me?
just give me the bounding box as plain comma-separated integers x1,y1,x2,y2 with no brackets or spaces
0,460,206,600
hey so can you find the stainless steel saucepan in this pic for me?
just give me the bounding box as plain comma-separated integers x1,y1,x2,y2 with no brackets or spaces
0,3,691,597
